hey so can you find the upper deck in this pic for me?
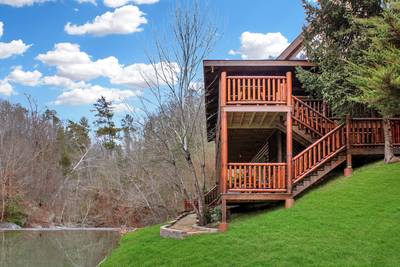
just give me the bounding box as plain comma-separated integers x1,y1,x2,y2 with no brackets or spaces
203,59,315,141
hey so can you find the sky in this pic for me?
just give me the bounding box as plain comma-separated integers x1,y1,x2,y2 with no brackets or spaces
0,0,307,123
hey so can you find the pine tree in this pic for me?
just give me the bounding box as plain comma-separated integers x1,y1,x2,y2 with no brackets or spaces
296,0,382,116
92,96,121,150
121,114,136,154
347,0,400,163
66,117,91,152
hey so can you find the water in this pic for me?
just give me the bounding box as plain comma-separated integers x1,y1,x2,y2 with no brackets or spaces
0,230,120,267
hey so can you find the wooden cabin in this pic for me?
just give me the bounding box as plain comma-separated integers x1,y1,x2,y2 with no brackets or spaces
203,34,400,231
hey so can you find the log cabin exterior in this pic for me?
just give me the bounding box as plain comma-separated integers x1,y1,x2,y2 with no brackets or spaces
202,34,400,231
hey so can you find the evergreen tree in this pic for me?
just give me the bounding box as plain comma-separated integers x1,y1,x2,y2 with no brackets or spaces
44,109,71,173
92,96,120,150
121,114,136,154
347,0,400,162
296,0,382,116
66,117,91,152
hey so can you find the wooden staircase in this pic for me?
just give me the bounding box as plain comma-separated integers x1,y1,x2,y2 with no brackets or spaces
293,153,346,196
291,98,347,197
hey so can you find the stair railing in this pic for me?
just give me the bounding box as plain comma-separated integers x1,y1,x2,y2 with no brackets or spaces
204,185,219,207
292,96,337,138
251,141,270,163
292,124,347,184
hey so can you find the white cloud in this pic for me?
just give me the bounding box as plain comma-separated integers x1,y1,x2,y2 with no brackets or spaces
36,42,177,88
36,43,121,81
133,0,158,4
112,102,134,113
229,32,289,59
110,61,179,88
0,0,51,7
0,39,31,59
0,80,14,96
54,84,140,106
0,21,3,38
42,75,87,89
76,0,96,5
7,66,42,86
65,5,147,36
103,0,158,8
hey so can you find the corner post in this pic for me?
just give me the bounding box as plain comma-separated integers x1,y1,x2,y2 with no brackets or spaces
219,71,229,230
286,72,294,207
220,71,228,194
344,114,353,176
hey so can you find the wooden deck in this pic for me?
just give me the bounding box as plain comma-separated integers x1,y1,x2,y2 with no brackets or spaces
203,70,400,229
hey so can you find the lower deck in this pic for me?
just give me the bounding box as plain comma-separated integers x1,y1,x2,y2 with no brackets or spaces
218,118,400,204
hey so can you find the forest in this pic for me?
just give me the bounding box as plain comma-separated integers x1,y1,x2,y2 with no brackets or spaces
0,2,216,228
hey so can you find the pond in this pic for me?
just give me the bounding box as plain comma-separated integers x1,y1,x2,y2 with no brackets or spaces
0,229,120,267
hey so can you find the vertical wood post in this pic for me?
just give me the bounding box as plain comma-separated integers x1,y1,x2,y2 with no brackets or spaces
219,197,228,231
286,72,293,198
220,71,228,194
221,71,227,106
344,114,353,177
286,71,292,106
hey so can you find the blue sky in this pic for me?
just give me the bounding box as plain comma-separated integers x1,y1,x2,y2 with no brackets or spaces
0,0,306,123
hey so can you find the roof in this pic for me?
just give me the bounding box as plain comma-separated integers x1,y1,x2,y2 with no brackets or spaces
277,34,305,60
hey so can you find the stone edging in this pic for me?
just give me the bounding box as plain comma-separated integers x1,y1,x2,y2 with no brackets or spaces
160,213,219,239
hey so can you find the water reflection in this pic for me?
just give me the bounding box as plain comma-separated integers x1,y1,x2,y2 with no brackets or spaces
0,230,120,267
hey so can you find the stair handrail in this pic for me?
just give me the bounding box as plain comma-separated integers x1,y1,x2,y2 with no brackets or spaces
250,131,275,162
204,185,219,206
293,96,335,124
292,96,337,137
292,123,346,184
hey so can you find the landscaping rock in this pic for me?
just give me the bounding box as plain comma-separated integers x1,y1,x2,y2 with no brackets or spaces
0,222,22,229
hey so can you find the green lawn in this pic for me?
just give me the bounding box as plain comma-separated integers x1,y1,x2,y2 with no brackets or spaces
103,161,400,267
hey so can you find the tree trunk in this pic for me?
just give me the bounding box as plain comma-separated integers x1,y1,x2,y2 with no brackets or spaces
383,117,399,163
184,150,206,226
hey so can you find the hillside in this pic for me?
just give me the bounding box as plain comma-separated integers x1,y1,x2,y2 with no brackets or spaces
102,161,400,266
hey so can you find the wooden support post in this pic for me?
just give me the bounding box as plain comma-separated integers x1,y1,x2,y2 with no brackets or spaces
286,72,293,196
344,114,353,177
220,71,228,194
219,198,228,231
285,198,295,209
277,131,282,162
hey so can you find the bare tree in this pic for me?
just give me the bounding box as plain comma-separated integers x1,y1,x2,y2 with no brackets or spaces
134,1,217,225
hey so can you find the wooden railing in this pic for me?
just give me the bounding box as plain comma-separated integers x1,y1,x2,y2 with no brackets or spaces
204,185,219,206
299,98,332,117
251,140,270,163
226,76,288,105
226,163,287,192
292,96,337,138
183,185,220,211
392,119,400,145
349,118,384,146
293,124,346,183
349,118,400,146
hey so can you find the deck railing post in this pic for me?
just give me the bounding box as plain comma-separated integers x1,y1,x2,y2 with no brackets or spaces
286,72,292,106
344,114,353,177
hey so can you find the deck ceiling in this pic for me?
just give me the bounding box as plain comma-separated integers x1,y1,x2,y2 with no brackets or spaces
228,112,281,129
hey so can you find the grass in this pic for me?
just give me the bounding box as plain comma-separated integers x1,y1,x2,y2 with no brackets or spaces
103,161,400,267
